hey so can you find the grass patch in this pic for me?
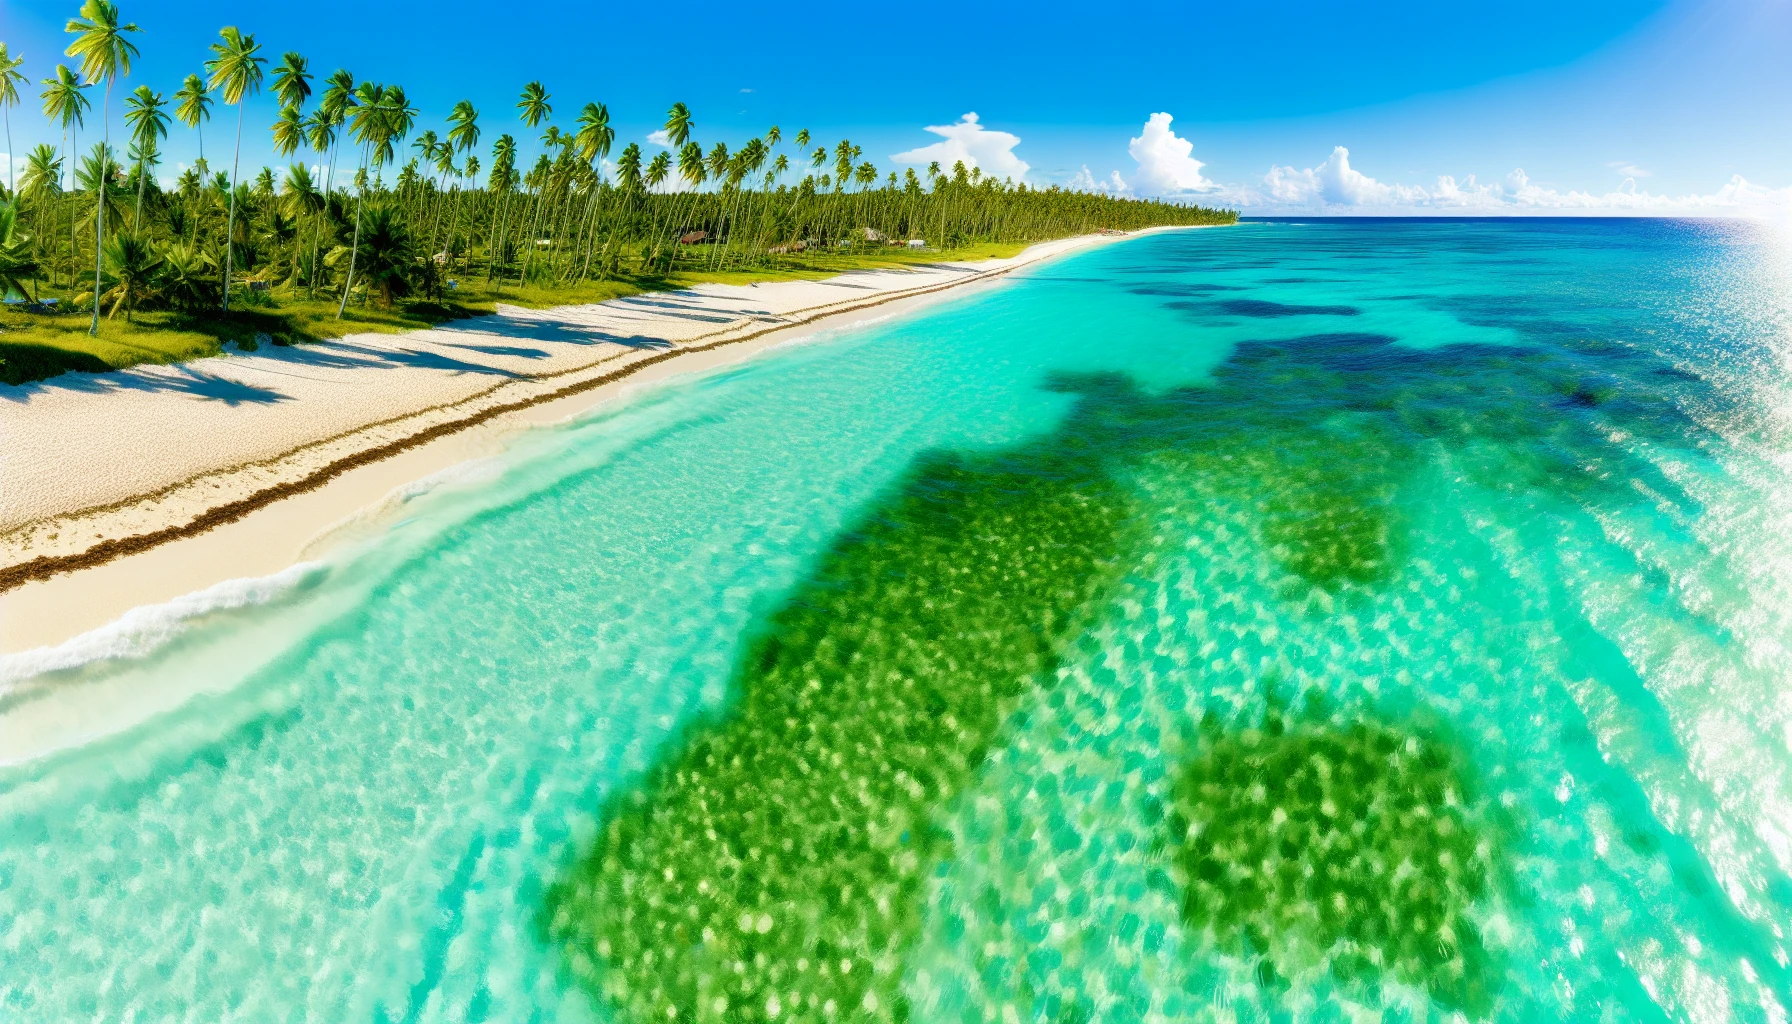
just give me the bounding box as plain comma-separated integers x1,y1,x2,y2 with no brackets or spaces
0,243,1035,386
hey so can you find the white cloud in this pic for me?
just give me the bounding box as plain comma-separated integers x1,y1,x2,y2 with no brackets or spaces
891,112,1029,181
1608,161,1651,178
739,88,754,94
646,129,672,147
1067,165,1133,194
1261,146,1427,207
1126,112,1214,194
1217,146,1792,214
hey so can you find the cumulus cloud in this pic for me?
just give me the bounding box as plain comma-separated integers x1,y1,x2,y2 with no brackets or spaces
646,129,672,147
1261,146,1427,207
892,112,1029,181
1126,113,1214,194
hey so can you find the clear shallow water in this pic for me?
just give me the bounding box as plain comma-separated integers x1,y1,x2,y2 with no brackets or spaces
4,220,1792,1022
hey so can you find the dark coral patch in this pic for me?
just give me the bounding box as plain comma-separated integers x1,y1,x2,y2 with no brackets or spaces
1212,299,1362,318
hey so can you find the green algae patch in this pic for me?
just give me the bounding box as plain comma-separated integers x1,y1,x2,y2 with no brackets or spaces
1170,698,1509,1016
538,325,1701,1019
543,390,1142,1023
1255,432,1407,592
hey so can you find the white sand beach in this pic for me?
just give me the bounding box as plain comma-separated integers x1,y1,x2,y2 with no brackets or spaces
1,231,1167,653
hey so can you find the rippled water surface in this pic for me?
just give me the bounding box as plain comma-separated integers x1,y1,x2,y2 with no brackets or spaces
5,220,1792,1022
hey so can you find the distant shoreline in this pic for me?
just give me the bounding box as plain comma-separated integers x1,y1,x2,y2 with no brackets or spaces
0,227,1216,654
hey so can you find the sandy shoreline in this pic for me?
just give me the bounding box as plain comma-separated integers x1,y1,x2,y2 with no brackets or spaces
1,230,1179,654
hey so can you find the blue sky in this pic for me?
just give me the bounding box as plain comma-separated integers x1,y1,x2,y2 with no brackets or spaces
2,0,1788,213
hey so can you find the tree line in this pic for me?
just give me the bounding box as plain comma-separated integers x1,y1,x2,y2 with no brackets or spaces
0,2,1234,333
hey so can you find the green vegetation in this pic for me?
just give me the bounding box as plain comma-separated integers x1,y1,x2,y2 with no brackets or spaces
0,243,1040,385
1171,694,1509,1017
539,327,1702,1019
0,6,1234,384
1253,430,1408,591
542,404,1140,1023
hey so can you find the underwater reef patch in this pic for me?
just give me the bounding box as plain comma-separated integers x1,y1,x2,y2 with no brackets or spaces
1168,298,1363,318
544,325,1705,1020
1171,696,1511,1017
541,380,1141,1023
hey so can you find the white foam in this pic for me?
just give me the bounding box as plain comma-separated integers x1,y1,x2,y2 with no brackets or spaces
0,561,326,689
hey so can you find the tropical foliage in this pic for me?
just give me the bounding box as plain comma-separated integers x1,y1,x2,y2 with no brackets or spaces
0,8,1234,333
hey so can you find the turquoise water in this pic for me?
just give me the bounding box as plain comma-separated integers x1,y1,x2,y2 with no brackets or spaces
4,219,1792,1022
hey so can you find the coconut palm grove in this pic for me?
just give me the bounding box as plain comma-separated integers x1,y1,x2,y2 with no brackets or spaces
0,3,1231,384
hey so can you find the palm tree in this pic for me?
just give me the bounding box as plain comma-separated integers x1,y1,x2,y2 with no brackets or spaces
513,81,550,282
0,46,26,195
338,82,415,316
645,150,670,190
572,101,612,279
308,69,354,299
428,142,456,250
317,70,354,197
642,102,696,267
409,128,438,232
172,72,210,241
280,161,323,285
299,107,338,299
0,197,40,300
158,241,217,311
204,25,265,311
16,145,60,297
122,84,166,223
173,73,210,165
40,64,90,289
271,104,304,158
348,201,415,308
98,229,158,320
486,132,516,284
665,102,693,150
440,100,479,253
447,99,480,157
65,0,141,335
617,143,642,192
667,140,706,268
73,142,126,266
20,144,62,195
271,51,310,112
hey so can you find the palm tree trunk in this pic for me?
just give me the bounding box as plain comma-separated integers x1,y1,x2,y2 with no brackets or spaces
66,124,76,292
336,143,371,318
444,181,465,274
309,134,341,300
133,144,148,226
576,180,605,280
489,184,515,290
428,167,452,256
222,101,244,311
90,83,112,337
